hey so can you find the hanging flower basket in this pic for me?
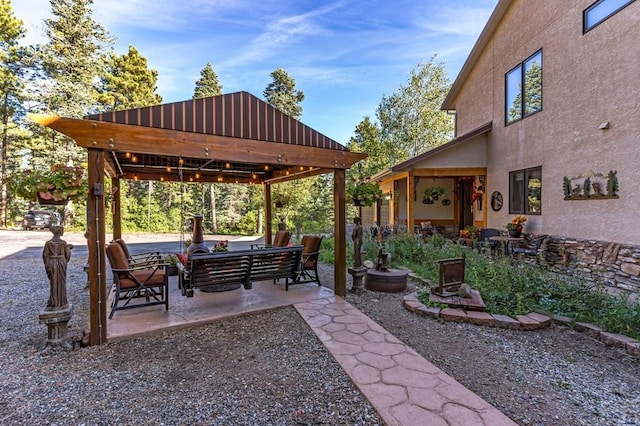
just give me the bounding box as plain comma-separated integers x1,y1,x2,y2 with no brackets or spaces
13,164,86,204
37,192,69,205
347,179,382,207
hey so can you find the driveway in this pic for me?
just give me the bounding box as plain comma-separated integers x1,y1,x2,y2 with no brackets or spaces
0,229,263,260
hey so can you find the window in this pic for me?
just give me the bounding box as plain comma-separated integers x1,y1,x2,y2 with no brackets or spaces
584,0,635,32
505,50,543,125
509,166,541,214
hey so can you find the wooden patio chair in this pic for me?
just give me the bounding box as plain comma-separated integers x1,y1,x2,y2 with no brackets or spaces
293,235,323,286
112,238,162,266
106,242,169,319
251,230,291,249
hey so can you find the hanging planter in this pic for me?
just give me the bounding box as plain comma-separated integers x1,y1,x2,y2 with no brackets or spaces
13,164,86,204
347,179,382,207
423,186,445,203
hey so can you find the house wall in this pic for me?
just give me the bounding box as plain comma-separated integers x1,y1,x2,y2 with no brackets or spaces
451,0,640,246
446,0,640,296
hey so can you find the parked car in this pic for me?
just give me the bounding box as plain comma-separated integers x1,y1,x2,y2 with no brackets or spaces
22,210,60,230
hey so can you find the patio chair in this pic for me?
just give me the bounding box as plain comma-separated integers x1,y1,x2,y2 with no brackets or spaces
512,234,548,257
473,228,501,254
294,235,323,286
251,230,291,249
106,242,169,319
112,238,162,266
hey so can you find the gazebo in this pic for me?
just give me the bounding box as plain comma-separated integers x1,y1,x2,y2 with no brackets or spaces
31,91,366,345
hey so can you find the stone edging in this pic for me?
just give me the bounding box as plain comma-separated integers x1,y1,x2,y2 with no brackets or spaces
403,292,640,358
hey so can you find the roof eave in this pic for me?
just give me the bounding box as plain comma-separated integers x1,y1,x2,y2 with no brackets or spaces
441,0,512,110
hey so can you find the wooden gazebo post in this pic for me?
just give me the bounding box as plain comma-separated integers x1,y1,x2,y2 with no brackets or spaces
264,183,273,245
334,169,347,297
111,177,121,241
87,149,107,345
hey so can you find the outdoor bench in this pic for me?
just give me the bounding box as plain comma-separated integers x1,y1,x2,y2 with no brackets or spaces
178,245,304,296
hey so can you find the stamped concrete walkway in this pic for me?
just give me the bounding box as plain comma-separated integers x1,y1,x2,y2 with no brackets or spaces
295,296,517,426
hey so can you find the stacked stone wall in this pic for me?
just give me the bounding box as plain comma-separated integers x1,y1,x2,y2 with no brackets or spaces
541,236,639,300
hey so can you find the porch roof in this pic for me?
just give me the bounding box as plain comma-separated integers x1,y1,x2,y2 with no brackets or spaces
371,121,492,182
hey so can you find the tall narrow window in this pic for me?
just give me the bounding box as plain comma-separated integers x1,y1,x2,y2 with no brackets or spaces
584,0,635,32
509,166,542,214
505,50,543,125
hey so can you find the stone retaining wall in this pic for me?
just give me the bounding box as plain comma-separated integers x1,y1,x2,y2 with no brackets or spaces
540,236,639,300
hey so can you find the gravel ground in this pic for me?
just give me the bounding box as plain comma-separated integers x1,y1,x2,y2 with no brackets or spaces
1,234,639,425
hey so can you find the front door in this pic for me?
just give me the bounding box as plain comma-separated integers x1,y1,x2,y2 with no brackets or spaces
458,179,474,228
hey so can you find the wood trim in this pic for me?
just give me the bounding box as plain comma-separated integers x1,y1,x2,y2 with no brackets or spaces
412,167,487,177
30,115,366,170
334,169,346,297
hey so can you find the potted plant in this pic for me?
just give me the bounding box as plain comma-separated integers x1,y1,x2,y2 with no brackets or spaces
506,215,527,237
164,254,179,276
347,179,382,207
211,240,229,253
423,186,445,203
459,225,479,246
13,164,86,205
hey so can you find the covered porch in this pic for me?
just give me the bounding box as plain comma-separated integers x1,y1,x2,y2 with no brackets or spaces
364,123,491,238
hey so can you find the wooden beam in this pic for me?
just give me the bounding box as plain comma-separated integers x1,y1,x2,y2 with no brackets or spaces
87,149,107,346
334,169,346,297
412,167,487,177
265,167,332,184
29,115,367,170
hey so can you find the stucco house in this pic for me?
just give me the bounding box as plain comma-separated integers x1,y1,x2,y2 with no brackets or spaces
367,0,640,297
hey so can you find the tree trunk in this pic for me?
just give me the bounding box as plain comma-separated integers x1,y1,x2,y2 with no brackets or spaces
1,92,9,228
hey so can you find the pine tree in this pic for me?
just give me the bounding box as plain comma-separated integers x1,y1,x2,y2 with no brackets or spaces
39,0,114,118
263,67,304,119
0,0,28,226
192,62,223,232
193,63,222,99
36,0,115,163
97,45,163,111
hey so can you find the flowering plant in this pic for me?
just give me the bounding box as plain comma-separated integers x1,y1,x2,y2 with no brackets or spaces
347,179,382,207
13,164,86,202
506,215,527,230
211,240,229,253
459,225,479,239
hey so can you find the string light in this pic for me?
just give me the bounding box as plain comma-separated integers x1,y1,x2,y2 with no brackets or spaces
124,152,131,159
178,157,184,165
131,155,138,163
166,166,172,172
160,176,165,182
251,173,257,179
133,175,138,181
225,162,230,169
264,165,269,171
195,172,200,179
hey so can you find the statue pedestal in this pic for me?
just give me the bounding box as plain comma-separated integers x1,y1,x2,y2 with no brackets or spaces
348,267,367,292
39,304,73,349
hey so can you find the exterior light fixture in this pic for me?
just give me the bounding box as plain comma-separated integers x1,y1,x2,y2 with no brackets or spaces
124,152,131,159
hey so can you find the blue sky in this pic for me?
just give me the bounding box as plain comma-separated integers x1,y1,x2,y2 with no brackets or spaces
15,0,498,145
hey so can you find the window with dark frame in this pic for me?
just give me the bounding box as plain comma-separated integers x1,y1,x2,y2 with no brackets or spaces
584,0,635,33
509,166,542,215
505,50,543,125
